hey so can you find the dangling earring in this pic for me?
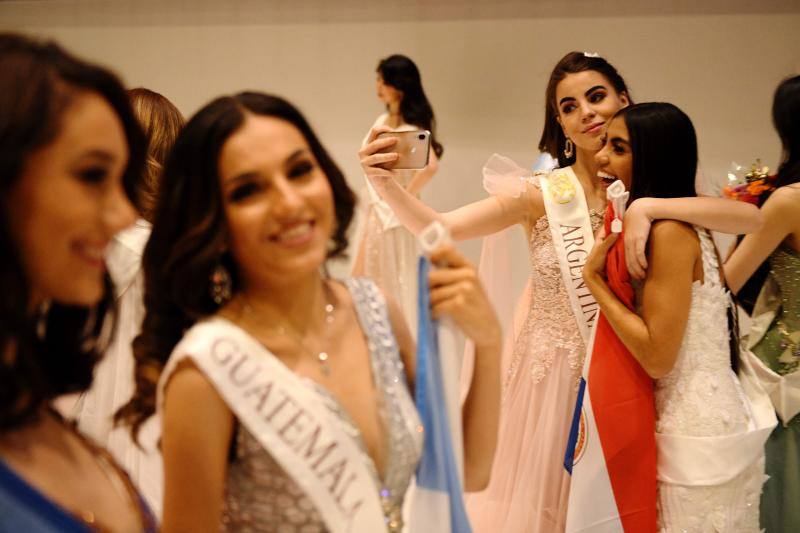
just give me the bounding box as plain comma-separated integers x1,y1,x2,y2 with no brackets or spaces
564,138,574,159
210,262,233,305
35,299,52,340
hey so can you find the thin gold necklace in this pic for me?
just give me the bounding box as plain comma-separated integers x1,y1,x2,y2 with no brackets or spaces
242,281,337,376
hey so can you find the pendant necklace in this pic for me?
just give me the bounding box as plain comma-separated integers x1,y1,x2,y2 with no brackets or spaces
244,281,337,376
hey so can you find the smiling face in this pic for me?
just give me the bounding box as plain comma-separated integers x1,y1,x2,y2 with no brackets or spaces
8,91,136,307
555,70,629,154
218,114,335,289
595,115,633,190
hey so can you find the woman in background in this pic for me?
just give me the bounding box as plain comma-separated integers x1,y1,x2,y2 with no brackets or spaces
723,75,800,533
75,87,184,518
0,32,154,531
352,54,444,334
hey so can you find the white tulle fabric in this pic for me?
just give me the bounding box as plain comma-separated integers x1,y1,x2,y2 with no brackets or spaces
654,228,766,533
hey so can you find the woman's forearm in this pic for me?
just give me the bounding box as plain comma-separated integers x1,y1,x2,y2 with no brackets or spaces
371,176,525,241
461,337,501,492
584,273,665,376
371,176,444,235
646,197,764,234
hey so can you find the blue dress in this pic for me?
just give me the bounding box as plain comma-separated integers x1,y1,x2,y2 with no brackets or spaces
0,441,156,532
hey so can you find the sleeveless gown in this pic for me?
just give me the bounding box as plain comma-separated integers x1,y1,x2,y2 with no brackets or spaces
750,244,800,532
220,278,422,532
466,171,603,532
654,228,764,532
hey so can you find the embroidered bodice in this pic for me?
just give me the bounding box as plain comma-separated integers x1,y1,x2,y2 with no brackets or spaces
504,173,603,390
654,228,750,437
221,278,422,532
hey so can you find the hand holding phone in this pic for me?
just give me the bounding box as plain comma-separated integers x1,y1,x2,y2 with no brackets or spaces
375,130,431,170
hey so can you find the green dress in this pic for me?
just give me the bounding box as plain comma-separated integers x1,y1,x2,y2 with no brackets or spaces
751,244,800,532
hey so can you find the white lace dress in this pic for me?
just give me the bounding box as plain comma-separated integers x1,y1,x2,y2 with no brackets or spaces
654,228,766,532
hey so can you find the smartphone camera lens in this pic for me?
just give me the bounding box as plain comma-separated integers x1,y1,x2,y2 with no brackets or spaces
418,134,425,140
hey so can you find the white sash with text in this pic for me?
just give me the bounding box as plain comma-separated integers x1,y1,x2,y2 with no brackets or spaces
539,167,599,344
158,318,387,533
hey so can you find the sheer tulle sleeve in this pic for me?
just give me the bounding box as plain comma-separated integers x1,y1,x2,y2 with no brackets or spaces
482,153,530,198
461,153,554,400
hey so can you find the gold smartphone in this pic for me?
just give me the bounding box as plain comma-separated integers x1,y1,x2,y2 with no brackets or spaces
376,130,431,170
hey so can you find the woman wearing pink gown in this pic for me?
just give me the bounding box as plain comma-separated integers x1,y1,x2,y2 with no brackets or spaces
359,52,763,532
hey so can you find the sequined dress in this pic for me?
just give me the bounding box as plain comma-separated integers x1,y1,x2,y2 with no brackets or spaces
221,278,423,532
654,228,764,532
750,244,800,532
466,173,603,532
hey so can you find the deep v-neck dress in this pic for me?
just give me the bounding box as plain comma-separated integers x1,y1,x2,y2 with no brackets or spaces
220,278,423,532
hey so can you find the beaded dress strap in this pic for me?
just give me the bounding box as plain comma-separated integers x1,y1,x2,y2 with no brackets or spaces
342,278,397,357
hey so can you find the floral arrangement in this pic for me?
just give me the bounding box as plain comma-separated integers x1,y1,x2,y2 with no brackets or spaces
722,160,776,204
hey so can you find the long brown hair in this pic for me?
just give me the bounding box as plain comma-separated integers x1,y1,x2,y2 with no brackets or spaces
128,88,184,221
117,92,356,437
538,52,631,168
0,33,145,430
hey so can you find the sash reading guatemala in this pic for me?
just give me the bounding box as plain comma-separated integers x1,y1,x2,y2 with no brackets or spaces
157,318,387,533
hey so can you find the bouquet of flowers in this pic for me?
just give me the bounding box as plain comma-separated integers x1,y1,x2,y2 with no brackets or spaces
722,159,776,204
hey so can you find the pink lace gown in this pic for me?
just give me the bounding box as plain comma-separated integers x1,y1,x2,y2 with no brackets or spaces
466,204,603,532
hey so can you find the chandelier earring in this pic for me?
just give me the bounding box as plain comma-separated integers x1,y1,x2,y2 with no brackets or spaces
210,261,233,305
564,137,574,159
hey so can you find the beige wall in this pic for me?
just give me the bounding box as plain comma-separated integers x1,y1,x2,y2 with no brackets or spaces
2,1,798,284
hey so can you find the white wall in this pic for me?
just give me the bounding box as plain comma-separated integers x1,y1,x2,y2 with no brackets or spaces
2,1,798,283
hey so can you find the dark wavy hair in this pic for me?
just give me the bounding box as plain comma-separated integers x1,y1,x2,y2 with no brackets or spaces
616,102,698,203
737,74,800,313
377,54,444,158
0,33,145,431
118,92,357,436
538,52,631,168
128,88,185,222
617,102,740,370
